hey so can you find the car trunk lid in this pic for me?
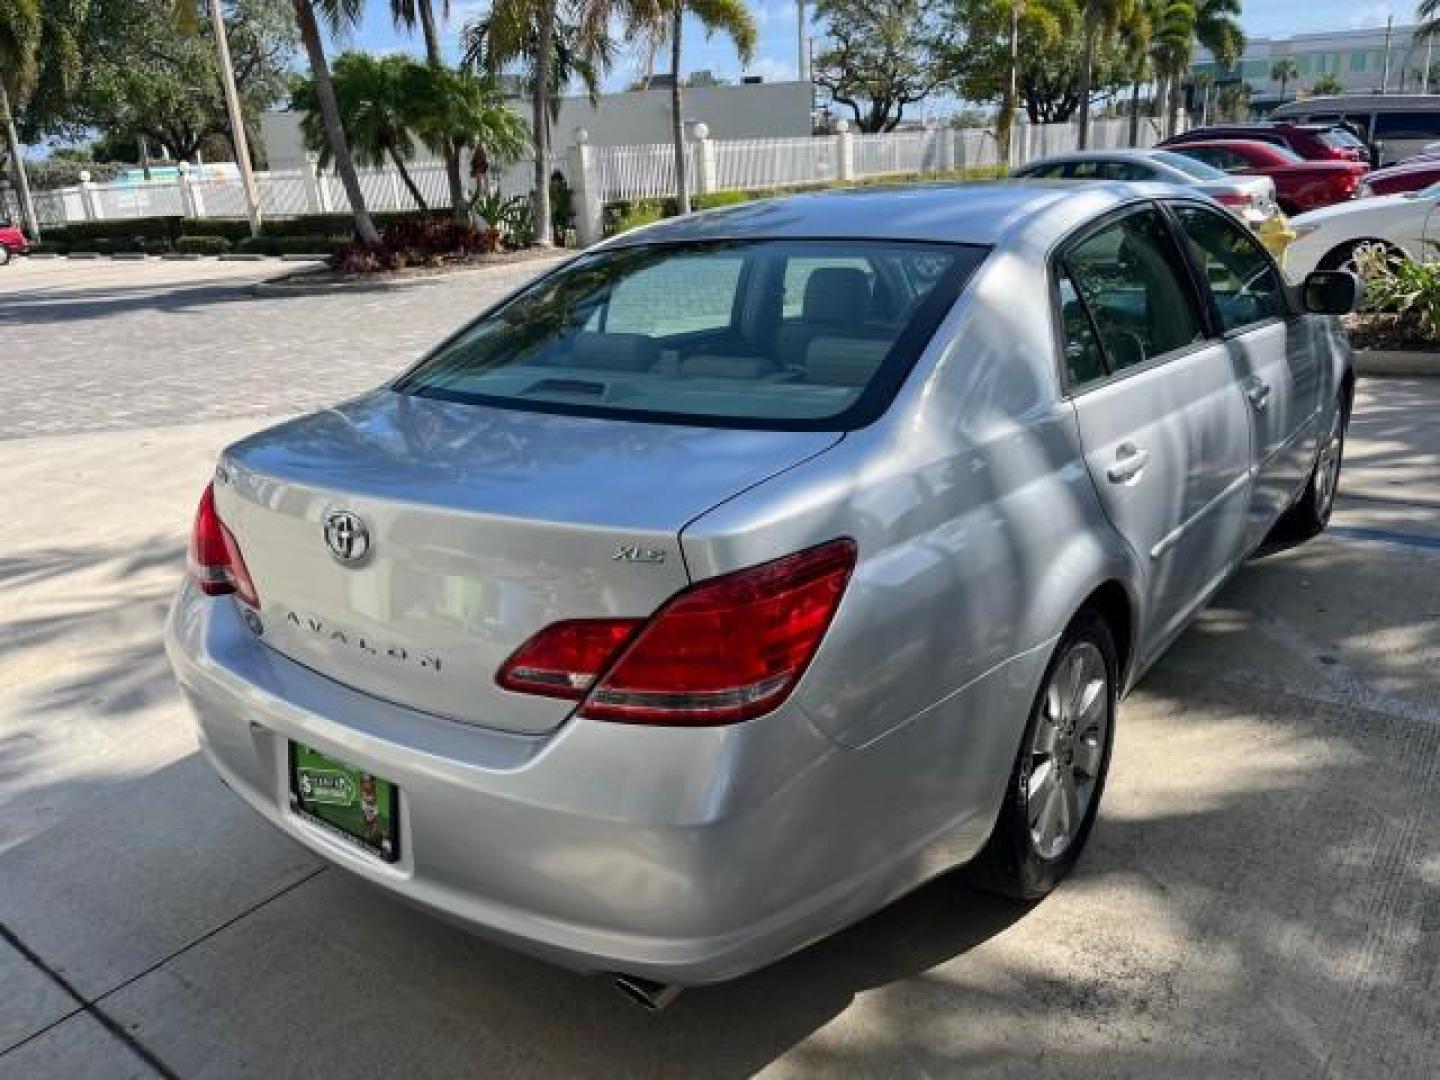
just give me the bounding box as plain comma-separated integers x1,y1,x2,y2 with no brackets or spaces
215,390,841,735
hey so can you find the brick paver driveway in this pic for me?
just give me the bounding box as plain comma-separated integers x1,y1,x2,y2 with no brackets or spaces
0,255,565,439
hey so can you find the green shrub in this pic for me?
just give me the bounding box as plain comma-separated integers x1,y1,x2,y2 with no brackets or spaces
235,236,279,256
175,235,232,255
270,234,346,255
143,239,171,255
1354,243,1440,342
693,190,751,210
62,217,183,243
70,238,114,254
182,219,253,243
30,239,68,254
613,200,667,233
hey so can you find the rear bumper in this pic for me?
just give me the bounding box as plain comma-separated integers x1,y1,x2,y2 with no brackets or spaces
166,584,1040,984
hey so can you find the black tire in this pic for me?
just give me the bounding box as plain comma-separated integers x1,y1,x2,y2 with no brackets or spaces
967,610,1117,900
0,246,10,267
1272,394,1348,545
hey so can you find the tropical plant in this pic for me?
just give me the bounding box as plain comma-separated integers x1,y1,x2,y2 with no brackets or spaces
1354,243,1440,343
0,0,41,236
463,0,614,246
1270,55,1297,100
1310,73,1344,96
627,0,756,214
389,0,465,211
1076,0,1144,147
294,53,430,209
292,0,380,245
407,66,530,224
1420,0,1440,43
1215,79,1249,121
1146,0,1194,134
1181,0,1242,133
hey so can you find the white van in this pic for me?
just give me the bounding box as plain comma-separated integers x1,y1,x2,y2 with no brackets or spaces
1271,94,1440,165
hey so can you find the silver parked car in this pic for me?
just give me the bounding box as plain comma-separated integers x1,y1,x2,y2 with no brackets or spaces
1012,149,1282,230
167,183,1357,1005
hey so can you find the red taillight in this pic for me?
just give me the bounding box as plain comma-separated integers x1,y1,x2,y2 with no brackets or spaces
1214,192,1252,208
188,482,259,607
496,538,857,726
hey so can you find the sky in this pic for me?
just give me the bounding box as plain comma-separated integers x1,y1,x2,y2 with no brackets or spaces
333,0,1426,92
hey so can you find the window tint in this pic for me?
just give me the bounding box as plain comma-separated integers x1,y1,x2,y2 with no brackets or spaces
1153,151,1229,180
604,254,744,336
1057,270,1108,388
395,240,987,430
1063,209,1203,371
1374,111,1440,140
782,256,872,318
1097,160,1156,181
1173,205,1289,331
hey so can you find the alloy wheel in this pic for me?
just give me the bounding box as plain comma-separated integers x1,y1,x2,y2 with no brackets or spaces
1027,641,1109,860
1314,408,1344,519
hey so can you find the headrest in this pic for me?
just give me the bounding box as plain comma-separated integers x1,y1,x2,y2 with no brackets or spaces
802,268,870,329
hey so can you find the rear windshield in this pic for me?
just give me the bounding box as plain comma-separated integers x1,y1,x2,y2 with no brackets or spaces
395,239,987,430
1320,129,1367,150
1153,151,1228,180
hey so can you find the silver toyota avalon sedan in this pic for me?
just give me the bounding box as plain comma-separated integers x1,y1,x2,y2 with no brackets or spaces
167,183,1357,1004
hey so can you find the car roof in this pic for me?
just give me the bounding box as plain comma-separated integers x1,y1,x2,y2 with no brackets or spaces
599,182,1187,249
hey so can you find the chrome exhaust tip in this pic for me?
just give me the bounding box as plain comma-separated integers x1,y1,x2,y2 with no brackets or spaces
611,973,682,1011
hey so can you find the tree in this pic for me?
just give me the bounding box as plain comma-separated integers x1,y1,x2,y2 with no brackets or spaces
294,53,431,209
463,0,613,245
0,0,41,236
934,0,1076,158
292,0,379,244
812,0,945,133
1270,55,1297,100
628,0,755,214
1310,73,1343,97
74,0,294,166
1215,79,1248,121
407,65,530,215
1147,0,1194,136
1075,0,1133,148
389,0,465,213
1181,0,1241,132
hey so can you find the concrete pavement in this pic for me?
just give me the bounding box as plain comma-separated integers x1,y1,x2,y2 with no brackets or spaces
2,260,1438,1078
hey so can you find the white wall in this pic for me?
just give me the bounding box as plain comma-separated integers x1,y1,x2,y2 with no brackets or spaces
259,81,814,170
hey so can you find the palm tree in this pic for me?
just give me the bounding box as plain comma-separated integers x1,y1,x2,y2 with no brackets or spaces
294,53,431,211
463,0,613,246
1420,0,1439,44
628,0,755,214
292,0,380,245
1147,0,1195,136
1270,55,1297,101
1181,0,1242,133
1076,0,1134,148
997,0,1074,160
389,0,469,214
1119,0,1156,146
0,0,40,239
407,65,531,217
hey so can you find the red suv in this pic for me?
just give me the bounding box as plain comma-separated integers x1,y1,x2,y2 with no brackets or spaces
0,222,28,264
1164,139,1368,214
1161,123,1371,164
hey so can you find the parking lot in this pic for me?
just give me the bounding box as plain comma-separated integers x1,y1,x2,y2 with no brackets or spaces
2,257,1438,1078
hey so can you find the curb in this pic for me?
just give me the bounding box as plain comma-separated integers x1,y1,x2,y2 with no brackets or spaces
249,252,569,297
1354,349,1440,377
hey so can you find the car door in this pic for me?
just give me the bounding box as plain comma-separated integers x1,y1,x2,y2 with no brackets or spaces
1060,205,1255,659
1169,201,1320,547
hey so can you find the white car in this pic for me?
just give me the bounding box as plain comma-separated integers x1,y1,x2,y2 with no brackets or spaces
1285,183,1440,280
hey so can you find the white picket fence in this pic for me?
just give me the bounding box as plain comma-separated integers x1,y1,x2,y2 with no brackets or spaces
10,115,1175,242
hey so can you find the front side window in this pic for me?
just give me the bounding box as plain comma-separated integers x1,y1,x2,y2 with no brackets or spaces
1173,204,1289,332
1062,208,1204,373
396,239,987,430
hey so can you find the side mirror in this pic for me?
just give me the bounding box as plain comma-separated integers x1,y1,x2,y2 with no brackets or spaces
1303,270,1360,315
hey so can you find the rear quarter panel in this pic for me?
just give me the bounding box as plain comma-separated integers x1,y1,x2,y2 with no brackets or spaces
681,235,1142,753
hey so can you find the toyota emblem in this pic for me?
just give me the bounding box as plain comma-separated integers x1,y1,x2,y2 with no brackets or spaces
323,510,371,565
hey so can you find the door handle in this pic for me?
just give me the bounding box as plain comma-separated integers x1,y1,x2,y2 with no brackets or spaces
1245,379,1272,410
1106,443,1150,484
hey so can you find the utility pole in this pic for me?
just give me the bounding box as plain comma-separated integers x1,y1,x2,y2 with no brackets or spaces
1381,15,1394,95
208,0,263,237
1424,33,1434,95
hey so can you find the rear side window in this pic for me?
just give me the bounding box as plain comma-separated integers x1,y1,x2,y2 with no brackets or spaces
1061,208,1204,374
1172,205,1289,331
396,239,987,431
